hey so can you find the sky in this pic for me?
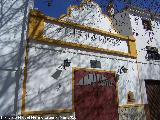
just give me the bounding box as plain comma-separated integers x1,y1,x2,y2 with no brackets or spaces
34,0,160,18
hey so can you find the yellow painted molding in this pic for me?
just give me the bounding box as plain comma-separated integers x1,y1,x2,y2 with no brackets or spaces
21,42,75,116
116,75,119,105
72,67,75,112
21,42,29,115
59,0,94,20
73,67,116,73
128,40,137,57
28,12,44,39
28,9,137,58
29,10,135,42
22,109,74,116
119,104,144,108
36,37,136,58
60,0,118,34
128,35,136,41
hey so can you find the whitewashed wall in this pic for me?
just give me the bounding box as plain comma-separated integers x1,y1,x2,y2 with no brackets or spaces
0,0,33,116
24,42,141,112
0,0,153,117
44,22,129,53
113,9,160,104
61,1,117,34
22,1,146,116
0,71,16,115
128,12,160,103
129,13,160,62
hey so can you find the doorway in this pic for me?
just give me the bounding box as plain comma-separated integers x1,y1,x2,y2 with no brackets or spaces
73,68,118,120
145,80,160,119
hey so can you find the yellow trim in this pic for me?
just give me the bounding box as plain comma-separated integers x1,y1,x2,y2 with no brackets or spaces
21,42,74,116
28,14,44,40
59,0,93,20
119,104,144,108
22,51,119,116
22,109,73,116
29,10,135,42
34,37,135,58
59,0,118,34
116,74,119,105
73,67,116,73
28,10,137,58
128,36,137,57
72,68,75,112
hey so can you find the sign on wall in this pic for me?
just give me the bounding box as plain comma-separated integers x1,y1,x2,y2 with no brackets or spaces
28,10,137,58
44,22,128,53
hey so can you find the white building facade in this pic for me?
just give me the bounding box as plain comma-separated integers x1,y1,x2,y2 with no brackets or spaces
0,0,160,119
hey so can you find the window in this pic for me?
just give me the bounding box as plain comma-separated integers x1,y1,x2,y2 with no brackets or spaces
146,46,160,60
90,60,101,68
142,19,152,30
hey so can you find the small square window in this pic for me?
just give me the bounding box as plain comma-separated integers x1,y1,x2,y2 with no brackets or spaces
142,19,152,30
90,60,101,68
146,46,160,60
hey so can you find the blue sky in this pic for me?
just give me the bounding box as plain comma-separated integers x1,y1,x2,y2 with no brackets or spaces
34,0,160,18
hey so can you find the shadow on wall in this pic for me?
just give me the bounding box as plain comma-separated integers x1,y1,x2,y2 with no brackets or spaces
112,13,133,36
0,0,30,116
24,43,87,111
